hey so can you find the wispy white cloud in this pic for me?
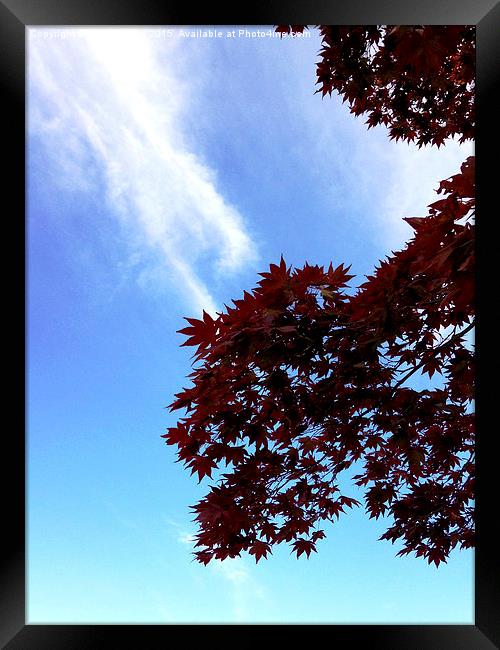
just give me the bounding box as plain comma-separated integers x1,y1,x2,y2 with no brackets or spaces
166,515,266,621
210,557,258,621
28,28,258,315
177,531,196,546
211,556,251,586
303,102,473,253
379,138,474,251
277,31,473,254
209,555,269,622
164,516,192,543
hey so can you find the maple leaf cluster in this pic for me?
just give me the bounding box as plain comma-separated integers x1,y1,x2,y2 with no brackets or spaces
279,25,474,148
164,26,475,567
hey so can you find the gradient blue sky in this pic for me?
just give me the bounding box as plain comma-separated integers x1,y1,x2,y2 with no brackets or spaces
27,26,474,624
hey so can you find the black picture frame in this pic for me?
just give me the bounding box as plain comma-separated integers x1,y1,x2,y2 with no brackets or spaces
3,0,498,647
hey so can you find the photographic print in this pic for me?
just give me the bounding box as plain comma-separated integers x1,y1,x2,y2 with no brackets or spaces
27,24,475,624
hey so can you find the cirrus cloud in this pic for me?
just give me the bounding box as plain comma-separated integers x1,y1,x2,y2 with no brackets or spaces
28,28,258,315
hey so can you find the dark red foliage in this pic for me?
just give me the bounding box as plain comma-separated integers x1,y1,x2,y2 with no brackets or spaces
164,26,475,567
281,25,474,148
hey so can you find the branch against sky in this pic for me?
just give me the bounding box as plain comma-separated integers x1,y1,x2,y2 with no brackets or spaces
166,25,475,569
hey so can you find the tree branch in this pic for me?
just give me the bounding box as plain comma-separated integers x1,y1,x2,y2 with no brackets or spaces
391,320,475,392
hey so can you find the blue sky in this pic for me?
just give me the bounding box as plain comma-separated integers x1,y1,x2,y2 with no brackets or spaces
27,26,474,624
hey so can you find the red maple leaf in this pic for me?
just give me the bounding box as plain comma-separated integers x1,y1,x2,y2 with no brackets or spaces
292,539,317,559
